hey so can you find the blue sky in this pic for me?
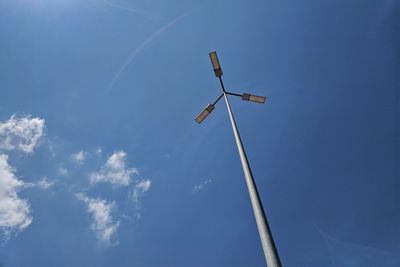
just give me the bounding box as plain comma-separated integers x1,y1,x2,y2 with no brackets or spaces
0,0,399,266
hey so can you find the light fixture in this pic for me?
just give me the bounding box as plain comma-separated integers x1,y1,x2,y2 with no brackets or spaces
195,104,215,123
209,51,223,77
195,51,281,267
242,93,266,104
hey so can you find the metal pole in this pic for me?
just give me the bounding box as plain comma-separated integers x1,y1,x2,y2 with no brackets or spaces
220,78,282,267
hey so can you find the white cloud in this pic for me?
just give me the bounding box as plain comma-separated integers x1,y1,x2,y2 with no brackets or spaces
58,167,68,176
131,179,151,204
193,179,212,193
89,151,138,187
76,193,119,245
95,147,102,155
36,177,55,189
0,114,45,154
0,154,32,238
23,177,55,190
130,179,151,220
71,150,88,164
47,139,56,158
105,11,190,94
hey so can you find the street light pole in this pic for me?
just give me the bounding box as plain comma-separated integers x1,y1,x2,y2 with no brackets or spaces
195,52,282,267
221,78,282,267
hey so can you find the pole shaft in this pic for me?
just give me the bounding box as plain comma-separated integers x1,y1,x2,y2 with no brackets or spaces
222,92,282,267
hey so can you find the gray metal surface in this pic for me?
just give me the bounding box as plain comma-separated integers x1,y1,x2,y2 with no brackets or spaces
223,92,282,267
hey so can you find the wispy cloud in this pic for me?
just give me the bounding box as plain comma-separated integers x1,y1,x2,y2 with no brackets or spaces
36,177,55,189
131,179,151,204
0,114,45,154
58,166,68,176
89,151,138,187
71,150,89,164
76,193,120,245
105,11,191,94
0,154,32,240
316,226,398,267
95,147,103,155
127,179,151,220
25,177,56,190
193,179,212,193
